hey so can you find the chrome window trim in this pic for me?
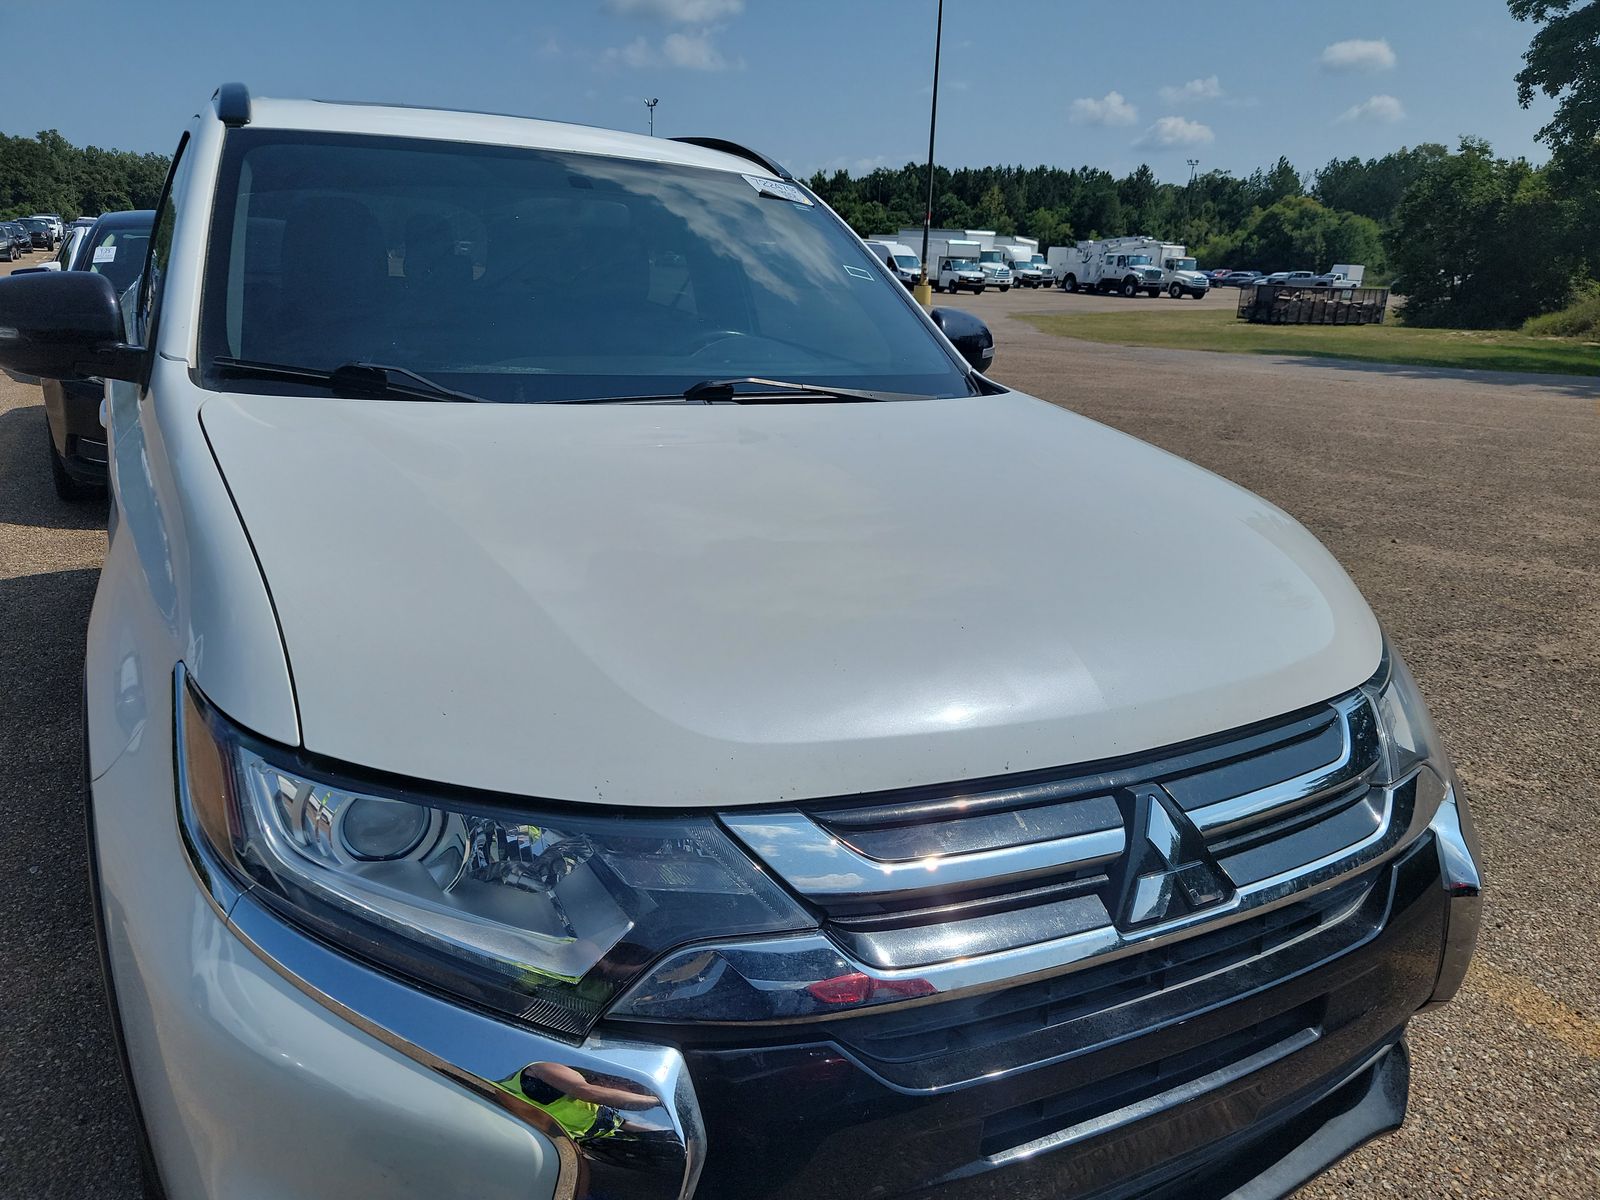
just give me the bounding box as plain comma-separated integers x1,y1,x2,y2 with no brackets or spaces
719,809,1125,899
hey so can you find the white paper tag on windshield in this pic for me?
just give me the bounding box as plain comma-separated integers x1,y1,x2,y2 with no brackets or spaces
743,174,813,206
92,244,117,264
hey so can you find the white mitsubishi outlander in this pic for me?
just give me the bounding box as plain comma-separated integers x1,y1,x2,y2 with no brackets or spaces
0,85,1481,1200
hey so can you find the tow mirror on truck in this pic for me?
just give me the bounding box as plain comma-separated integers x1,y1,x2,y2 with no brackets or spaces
0,270,143,382
930,307,995,374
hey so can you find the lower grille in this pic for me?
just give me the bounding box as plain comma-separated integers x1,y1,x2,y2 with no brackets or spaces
979,1000,1322,1159
827,870,1379,1091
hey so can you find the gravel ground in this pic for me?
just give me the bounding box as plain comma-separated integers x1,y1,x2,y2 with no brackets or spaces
0,262,1595,1198
942,285,1600,1197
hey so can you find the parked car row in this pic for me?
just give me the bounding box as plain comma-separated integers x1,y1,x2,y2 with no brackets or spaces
1,221,32,260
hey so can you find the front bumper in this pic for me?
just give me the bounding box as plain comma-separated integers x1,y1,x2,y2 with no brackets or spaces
96,663,1483,1200
44,377,109,482
102,794,1480,1200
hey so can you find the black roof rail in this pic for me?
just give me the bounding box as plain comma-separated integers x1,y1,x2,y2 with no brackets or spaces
214,82,252,127
670,137,792,181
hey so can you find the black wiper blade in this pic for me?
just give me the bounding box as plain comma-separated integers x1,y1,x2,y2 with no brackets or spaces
213,357,488,403
682,377,919,404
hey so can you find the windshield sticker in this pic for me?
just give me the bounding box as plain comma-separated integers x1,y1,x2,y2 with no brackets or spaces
843,264,873,280
743,174,813,206
93,244,117,264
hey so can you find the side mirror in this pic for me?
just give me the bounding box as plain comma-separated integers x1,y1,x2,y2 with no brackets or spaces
930,306,996,374
0,270,142,381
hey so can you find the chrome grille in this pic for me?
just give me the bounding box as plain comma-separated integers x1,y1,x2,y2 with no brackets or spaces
722,689,1387,966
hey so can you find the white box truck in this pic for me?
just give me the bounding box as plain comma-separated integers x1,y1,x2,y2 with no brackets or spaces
1155,244,1211,299
927,237,986,293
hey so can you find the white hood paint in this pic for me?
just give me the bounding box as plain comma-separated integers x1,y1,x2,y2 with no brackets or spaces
200,390,1382,807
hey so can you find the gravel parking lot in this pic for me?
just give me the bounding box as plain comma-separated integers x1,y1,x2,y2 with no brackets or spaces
1,260,1596,1198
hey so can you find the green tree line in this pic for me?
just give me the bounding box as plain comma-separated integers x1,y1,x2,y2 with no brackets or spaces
0,129,170,221
813,1,1600,331
807,154,1408,285
3,0,1591,332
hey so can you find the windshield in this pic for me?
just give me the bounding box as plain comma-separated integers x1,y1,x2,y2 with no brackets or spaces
1174,258,1197,271
947,259,975,269
21,219,47,231
979,251,1002,263
892,254,919,269
200,130,968,403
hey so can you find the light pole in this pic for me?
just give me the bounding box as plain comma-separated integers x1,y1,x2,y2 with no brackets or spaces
1186,158,1200,184
914,0,943,309
645,97,659,137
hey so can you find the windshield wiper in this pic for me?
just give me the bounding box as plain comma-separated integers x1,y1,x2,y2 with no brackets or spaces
212,357,488,403
681,377,919,404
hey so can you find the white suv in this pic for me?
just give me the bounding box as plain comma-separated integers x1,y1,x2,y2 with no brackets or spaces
0,85,1480,1200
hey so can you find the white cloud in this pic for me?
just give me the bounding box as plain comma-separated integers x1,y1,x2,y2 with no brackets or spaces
604,28,734,70
1337,94,1405,123
663,29,730,69
1320,38,1396,71
1135,116,1215,149
1069,91,1138,127
1159,76,1223,103
603,0,742,21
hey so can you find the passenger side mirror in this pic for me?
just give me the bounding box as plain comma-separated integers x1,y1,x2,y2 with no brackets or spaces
930,307,996,374
0,270,142,381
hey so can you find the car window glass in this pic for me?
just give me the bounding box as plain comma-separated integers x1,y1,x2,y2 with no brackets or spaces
89,230,154,296
135,132,191,346
199,131,967,403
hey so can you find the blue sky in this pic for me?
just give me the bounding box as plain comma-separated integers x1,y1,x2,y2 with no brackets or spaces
2,0,1554,182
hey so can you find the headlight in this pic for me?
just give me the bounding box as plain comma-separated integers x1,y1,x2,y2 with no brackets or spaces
1361,642,1452,787
176,671,812,1037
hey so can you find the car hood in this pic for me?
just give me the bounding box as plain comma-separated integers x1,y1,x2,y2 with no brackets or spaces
200,390,1380,807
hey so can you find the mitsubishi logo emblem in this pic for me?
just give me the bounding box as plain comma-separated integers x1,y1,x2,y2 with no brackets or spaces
1115,785,1232,930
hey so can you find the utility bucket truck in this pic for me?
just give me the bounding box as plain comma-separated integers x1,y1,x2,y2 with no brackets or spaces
1047,238,1167,297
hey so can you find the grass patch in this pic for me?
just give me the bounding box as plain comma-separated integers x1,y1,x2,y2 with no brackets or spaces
1019,304,1600,377
1522,292,1600,339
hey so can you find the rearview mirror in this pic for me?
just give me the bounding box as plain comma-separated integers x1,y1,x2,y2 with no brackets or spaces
0,270,142,381
930,307,995,374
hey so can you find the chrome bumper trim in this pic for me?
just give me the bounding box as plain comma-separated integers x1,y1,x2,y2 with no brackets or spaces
1420,783,1483,1010
227,893,706,1200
